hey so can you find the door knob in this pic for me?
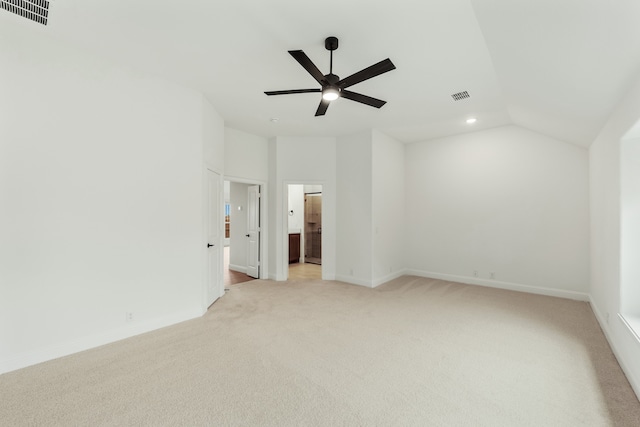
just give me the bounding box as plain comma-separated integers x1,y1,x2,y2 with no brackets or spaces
207,243,214,248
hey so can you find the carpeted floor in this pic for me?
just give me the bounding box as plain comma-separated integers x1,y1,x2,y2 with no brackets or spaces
1,276,639,426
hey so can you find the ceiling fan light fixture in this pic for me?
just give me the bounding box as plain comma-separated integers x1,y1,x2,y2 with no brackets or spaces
322,87,340,101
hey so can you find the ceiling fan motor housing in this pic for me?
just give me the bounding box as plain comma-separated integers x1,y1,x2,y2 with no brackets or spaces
324,73,340,85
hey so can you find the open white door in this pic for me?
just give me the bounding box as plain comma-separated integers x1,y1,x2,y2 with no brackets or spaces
207,170,222,307
246,185,260,278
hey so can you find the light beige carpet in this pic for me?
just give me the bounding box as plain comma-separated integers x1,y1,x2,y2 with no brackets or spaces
1,276,639,426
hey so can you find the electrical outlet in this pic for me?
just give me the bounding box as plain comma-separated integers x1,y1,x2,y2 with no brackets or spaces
125,312,134,322
490,272,495,280
473,270,478,277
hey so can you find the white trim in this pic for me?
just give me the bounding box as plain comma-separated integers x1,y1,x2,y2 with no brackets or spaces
334,270,407,288
589,299,640,401
619,313,640,343
372,269,408,288
335,275,374,288
229,264,247,274
223,175,267,185
0,307,204,375
406,269,590,301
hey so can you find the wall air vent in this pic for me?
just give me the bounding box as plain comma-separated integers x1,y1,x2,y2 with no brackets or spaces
1,0,49,26
451,91,470,101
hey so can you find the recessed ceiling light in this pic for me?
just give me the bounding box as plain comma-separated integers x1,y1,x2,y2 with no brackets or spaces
466,117,477,124
270,118,279,123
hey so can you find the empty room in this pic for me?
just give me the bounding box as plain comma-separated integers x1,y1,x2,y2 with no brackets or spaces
1,1,640,425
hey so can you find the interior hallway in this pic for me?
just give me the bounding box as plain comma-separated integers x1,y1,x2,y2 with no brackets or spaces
224,246,254,286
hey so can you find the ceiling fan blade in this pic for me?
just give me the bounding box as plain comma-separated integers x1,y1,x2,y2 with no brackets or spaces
315,99,330,116
289,50,326,85
341,90,387,108
265,89,321,96
337,58,396,89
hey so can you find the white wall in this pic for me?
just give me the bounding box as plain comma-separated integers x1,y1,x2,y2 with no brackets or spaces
335,131,406,287
335,133,373,285
0,34,222,374
269,137,337,281
204,99,225,174
590,74,640,399
268,139,278,278
229,182,250,271
405,125,590,298
224,127,268,182
372,130,406,285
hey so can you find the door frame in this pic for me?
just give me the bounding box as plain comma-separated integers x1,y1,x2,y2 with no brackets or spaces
283,181,325,280
224,175,268,280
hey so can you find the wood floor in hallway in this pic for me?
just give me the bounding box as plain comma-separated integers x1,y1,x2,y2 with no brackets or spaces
288,262,321,280
224,246,254,286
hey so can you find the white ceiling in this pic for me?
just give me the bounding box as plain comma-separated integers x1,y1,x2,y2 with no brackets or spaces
2,0,640,146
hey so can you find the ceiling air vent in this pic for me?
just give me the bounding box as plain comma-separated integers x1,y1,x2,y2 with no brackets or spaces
451,91,470,101
1,0,49,26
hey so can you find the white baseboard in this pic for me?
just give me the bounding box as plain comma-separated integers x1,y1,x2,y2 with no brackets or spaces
229,264,247,274
334,270,407,288
372,269,408,288
0,307,204,375
405,269,589,301
589,298,640,402
334,275,374,288
270,273,287,281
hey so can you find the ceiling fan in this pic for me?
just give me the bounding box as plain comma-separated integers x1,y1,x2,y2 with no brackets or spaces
264,37,396,116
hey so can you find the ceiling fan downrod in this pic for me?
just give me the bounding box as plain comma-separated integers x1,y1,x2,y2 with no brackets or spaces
325,36,339,75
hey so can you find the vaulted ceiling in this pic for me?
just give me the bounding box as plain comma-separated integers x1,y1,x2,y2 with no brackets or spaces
2,0,640,147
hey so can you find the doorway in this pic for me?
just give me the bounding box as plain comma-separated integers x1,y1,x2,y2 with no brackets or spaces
287,184,322,280
224,180,263,286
